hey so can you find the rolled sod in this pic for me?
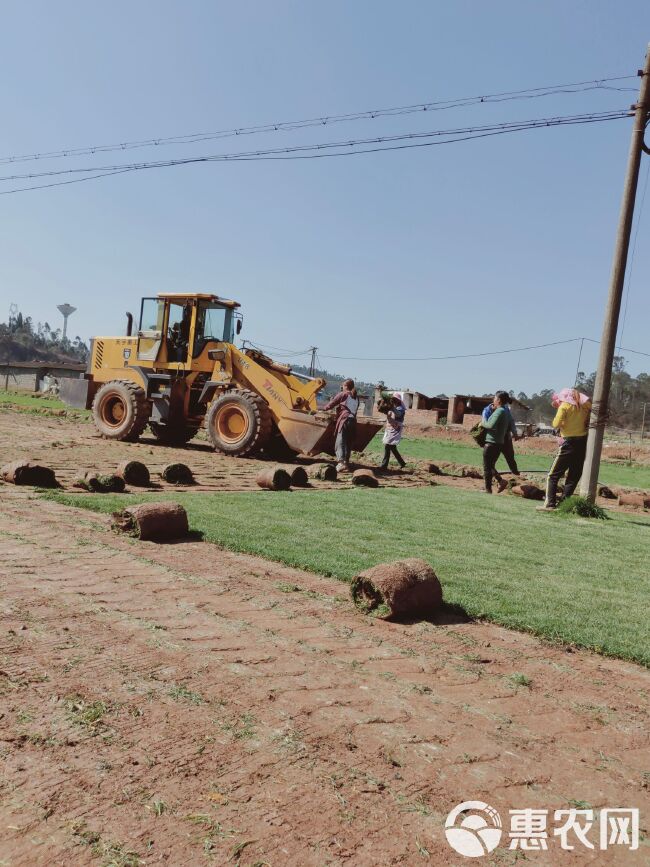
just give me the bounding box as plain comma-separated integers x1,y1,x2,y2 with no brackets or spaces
351,469,379,488
618,492,650,509
112,502,189,541
161,463,194,485
116,460,150,487
307,463,337,481
510,483,545,500
1,460,58,488
288,466,309,487
256,467,292,491
351,558,442,619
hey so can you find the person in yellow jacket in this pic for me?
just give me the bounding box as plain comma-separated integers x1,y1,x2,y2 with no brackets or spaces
538,388,592,511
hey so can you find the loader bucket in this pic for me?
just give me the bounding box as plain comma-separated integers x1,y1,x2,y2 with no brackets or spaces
278,411,382,457
352,417,383,452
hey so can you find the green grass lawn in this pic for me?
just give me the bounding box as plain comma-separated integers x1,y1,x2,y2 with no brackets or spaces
45,485,650,667
0,390,90,418
365,434,650,490
0,390,65,409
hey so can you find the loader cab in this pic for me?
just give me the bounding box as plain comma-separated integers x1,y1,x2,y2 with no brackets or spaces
136,294,241,366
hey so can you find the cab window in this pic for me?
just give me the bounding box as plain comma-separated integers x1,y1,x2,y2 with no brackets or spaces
193,303,234,356
139,298,164,334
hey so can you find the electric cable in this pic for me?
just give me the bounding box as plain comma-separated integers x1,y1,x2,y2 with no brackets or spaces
0,109,631,195
0,75,637,168
246,335,650,363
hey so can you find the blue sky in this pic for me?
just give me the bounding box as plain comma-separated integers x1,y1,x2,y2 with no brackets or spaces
1,1,649,396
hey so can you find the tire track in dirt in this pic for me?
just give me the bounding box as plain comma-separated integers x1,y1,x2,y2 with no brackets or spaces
0,490,649,865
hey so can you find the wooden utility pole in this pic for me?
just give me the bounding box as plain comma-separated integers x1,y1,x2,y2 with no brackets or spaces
580,45,650,499
308,346,318,377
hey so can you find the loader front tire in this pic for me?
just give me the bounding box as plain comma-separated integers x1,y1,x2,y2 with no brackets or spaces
206,389,272,457
92,380,149,442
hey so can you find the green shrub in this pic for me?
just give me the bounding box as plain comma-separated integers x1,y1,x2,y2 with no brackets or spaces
556,496,608,520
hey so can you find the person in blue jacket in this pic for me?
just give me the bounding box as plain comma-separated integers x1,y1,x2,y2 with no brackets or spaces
482,391,520,476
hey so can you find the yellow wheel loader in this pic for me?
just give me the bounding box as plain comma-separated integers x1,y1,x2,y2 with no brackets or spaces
60,293,381,459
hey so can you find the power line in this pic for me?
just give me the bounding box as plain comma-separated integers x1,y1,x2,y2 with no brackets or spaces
244,339,313,358
247,335,650,363
318,337,583,362
0,75,637,168
0,109,631,196
583,337,650,358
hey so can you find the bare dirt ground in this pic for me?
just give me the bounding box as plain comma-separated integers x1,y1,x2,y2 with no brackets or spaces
1,485,650,865
0,407,645,520
0,409,426,494
1,406,650,864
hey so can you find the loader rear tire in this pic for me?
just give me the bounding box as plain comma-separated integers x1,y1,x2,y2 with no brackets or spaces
149,421,199,446
206,389,272,457
92,380,150,442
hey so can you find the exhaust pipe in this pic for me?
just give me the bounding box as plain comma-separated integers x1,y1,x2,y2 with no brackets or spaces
125,311,133,336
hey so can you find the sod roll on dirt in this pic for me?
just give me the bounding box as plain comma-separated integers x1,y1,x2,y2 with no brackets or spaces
1,460,58,488
288,466,309,487
351,558,442,619
112,502,189,541
116,460,150,487
510,483,545,500
161,463,194,485
307,463,337,481
351,469,379,488
618,492,650,508
256,467,292,491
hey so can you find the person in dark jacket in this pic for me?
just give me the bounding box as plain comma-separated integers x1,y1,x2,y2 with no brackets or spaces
480,392,510,493
323,379,359,472
482,391,520,475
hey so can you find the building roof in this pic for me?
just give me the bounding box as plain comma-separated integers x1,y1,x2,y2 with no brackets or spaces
452,394,531,411
0,361,85,370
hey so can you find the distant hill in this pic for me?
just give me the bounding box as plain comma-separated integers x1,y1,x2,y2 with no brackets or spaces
0,311,88,364
291,363,376,402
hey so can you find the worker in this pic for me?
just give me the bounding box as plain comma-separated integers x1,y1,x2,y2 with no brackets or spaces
479,392,510,494
379,393,407,471
482,391,520,475
324,379,359,472
169,305,192,361
538,387,592,511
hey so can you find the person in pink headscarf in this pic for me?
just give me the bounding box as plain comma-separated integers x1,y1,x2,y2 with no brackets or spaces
379,392,407,471
538,388,592,511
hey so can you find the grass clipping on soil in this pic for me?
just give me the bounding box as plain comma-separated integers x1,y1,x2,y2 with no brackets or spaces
74,473,126,493
556,496,609,520
351,558,442,619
